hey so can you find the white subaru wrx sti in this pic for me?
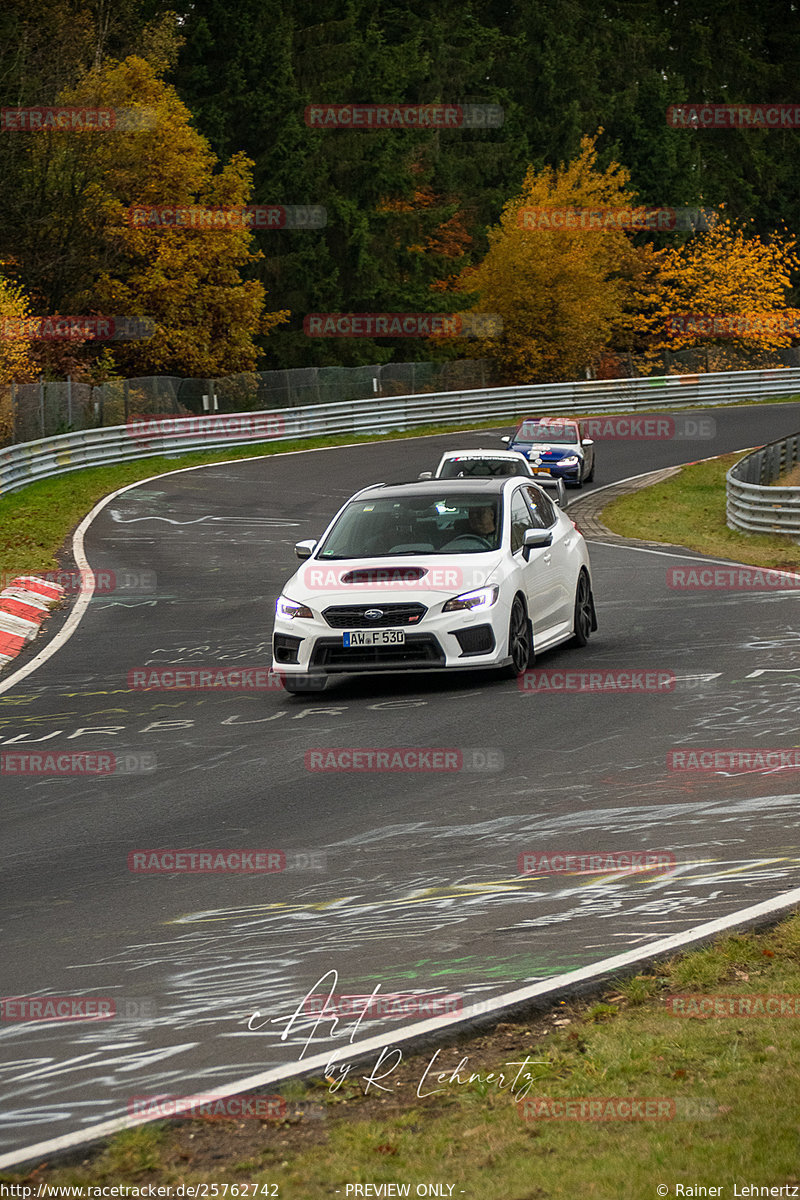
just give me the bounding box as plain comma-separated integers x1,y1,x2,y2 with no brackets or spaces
272,478,597,693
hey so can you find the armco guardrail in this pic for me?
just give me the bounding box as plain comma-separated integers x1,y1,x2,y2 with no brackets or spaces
2,367,800,497
727,431,800,537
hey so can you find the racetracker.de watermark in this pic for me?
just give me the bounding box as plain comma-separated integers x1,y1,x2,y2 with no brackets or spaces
519,669,676,693
305,747,503,771
1,996,157,1021
517,851,676,875
126,413,285,440
0,316,154,341
668,748,800,772
667,103,800,128
128,849,286,873
127,204,326,230
517,206,715,232
579,415,714,440
1,569,157,595
1,106,156,132
519,1097,676,1121
1,996,115,1021
666,312,800,338
303,313,502,338
304,103,503,128
128,667,284,690
298,564,479,591
304,993,462,1018
666,994,800,1018
0,751,156,775
666,566,800,590
129,1094,287,1120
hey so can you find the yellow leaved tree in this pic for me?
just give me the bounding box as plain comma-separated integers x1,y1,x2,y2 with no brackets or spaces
460,135,645,382
0,273,35,444
632,219,800,365
31,55,287,377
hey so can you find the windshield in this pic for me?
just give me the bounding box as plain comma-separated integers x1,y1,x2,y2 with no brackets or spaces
517,420,579,444
316,493,503,558
439,458,523,478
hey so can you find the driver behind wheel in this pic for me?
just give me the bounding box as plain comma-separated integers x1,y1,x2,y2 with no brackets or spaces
467,505,496,536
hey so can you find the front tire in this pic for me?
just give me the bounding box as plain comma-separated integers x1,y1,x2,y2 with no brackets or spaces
500,596,532,678
571,569,596,646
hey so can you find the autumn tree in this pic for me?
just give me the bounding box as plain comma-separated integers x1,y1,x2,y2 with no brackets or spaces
0,272,34,444
462,135,647,382
9,54,287,377
0,273,34,384
630,219,800,364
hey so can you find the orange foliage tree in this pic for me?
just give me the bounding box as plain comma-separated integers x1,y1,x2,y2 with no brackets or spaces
459,135,646,382
28,55,288,377
0,273,35,386
630,219,800,360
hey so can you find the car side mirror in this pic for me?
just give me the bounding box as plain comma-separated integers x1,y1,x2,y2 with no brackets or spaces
522,527,553,559
581,438,594,447
294,539,318,560
500,436,511,444
418,471,433,480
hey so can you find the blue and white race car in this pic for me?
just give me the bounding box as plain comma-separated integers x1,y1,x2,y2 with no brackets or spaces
503,418,595,487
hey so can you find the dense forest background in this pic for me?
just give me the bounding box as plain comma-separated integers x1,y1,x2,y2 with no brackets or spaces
1,0,799,384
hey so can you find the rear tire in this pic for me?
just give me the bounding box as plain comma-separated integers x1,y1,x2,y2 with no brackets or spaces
585,458,595,482
500,596,532,678
571,569,595,646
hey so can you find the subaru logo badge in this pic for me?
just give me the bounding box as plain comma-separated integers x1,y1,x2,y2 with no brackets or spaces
364,609,383,620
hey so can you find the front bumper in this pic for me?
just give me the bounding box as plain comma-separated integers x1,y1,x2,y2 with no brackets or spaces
273,610,505,676
529,459,582,481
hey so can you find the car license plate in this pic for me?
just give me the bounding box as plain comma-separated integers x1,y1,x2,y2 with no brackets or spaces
532,467,551,475
343,629,406,647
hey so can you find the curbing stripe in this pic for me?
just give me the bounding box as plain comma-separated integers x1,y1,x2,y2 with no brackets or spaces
0,610,38,639
0,587,53,611
9,576,64,601
0,575,64,672
0,629,27,658
0,597,46,624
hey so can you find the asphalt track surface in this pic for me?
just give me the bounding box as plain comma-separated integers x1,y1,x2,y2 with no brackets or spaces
1,401,800,1161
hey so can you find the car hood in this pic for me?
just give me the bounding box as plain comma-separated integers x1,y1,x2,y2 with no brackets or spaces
283,552,504,606
527,444,582,458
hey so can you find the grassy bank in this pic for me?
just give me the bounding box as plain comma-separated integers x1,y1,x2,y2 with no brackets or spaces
601,451,800,569
2,914,800,1197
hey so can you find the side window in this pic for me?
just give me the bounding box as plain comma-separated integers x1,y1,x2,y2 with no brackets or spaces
524,486,556,528
509,489,534,552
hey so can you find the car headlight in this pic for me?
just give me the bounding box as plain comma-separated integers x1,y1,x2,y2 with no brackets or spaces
442,586,499,613
277,596,313,619
559,455,580,466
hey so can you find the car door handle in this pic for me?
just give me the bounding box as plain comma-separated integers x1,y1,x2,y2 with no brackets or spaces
543,553,552,564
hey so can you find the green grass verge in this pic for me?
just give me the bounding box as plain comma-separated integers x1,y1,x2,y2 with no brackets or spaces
601,451,800,568
3,914,800,1196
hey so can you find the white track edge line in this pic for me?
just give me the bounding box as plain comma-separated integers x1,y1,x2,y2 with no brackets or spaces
1,435,796,1165
2,883,800,1169
0,442,789,695
580,456,800,579
0,436,396,697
